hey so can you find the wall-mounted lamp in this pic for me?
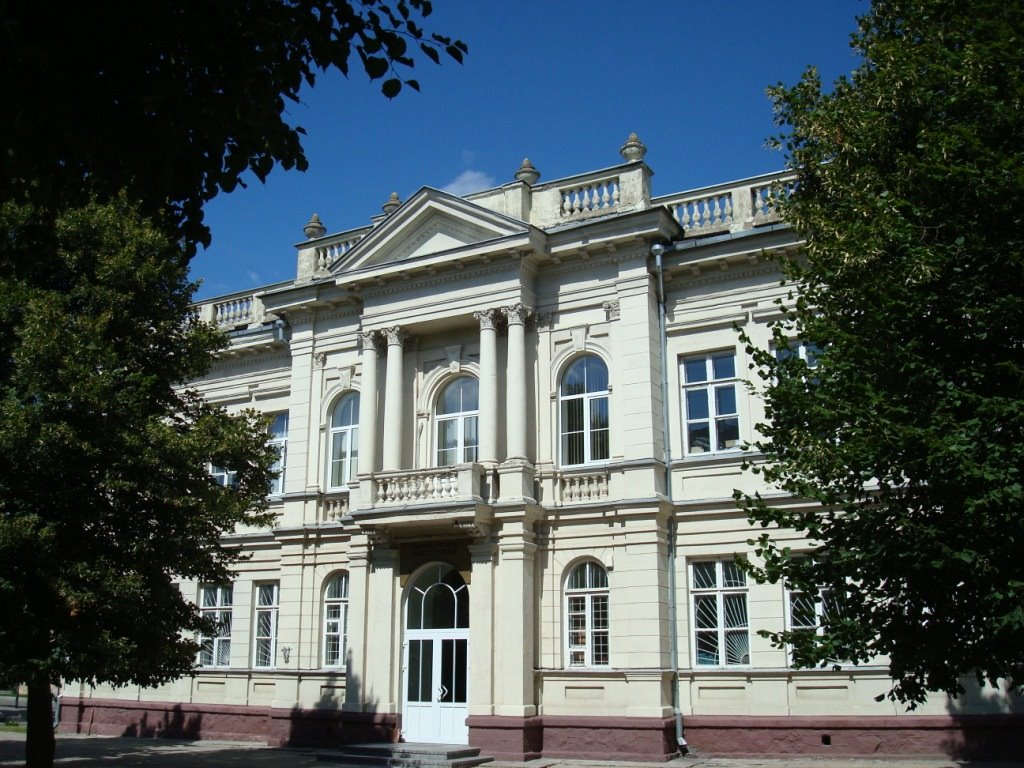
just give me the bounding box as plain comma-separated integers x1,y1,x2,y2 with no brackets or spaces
280,646,291,664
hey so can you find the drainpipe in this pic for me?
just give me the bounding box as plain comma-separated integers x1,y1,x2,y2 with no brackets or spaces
651,242,687,751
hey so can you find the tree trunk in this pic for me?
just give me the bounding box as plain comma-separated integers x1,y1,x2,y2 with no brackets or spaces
25,676,55,768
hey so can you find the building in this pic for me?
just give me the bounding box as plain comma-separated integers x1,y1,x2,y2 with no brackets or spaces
60,136,1021,760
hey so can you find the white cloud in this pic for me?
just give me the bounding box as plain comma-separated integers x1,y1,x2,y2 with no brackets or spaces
442,169,496,197
247,270,262,284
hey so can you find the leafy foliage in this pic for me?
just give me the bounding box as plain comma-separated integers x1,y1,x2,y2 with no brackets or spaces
738,0,1024,706
0,0,467,248
0,196,278,691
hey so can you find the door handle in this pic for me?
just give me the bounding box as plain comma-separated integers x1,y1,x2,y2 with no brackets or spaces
438,683,448,700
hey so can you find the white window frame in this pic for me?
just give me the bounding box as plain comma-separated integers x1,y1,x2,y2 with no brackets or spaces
210,465,237,488
267,413,288,496
327,393,359,490
776,340,821,367
253,582,279,669
435,377,479,466
690,560,750,667
323,572,350,668
680,351,740,455
564,561,610,668
198,584,233,668
559,355,610,467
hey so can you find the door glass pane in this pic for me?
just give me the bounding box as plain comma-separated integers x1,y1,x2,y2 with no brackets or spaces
455,585,469,629
441,639,454,702
422,585,456,629
407,639,433,703
454,639,467,703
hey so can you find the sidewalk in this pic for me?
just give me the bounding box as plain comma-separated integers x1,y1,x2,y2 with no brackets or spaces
0,732,1020,768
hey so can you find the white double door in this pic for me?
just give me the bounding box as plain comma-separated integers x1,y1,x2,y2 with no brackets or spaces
401,563,470,744
402,627,469,743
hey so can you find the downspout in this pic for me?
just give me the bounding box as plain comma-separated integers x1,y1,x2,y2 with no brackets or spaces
651,242,687,751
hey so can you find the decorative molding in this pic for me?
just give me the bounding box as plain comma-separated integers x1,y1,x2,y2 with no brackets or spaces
384,326,408,347
313,351,328,369
473,308,501,331
445,345,462,373
602,300,620,321
534,312,554,331
359,329,384,354
503,303,531,326
570,327,587,352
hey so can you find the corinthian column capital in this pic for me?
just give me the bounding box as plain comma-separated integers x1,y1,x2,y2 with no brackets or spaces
502,303,531,326
474,308,501,331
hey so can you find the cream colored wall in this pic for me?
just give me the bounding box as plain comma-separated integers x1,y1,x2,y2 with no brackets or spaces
102,187,1023,727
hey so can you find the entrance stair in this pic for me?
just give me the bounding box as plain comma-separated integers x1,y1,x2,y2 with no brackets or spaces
316,742,493,768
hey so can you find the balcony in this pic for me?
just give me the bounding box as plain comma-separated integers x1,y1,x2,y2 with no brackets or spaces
654,171,796,237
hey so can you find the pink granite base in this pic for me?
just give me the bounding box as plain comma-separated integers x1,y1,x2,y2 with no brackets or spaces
59,699,1023,761
468,715,678,761
58,697,397,748
682,714,1024,759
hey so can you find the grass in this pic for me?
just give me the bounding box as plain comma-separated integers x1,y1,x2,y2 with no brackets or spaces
0,722,26,733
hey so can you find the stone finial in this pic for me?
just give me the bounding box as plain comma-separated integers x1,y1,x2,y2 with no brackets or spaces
303,213,326,239
619,132,647,163
382,192,402,215
514,157,540,185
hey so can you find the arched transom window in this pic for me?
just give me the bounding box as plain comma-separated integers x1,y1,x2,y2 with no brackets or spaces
560,355,610,466
565,560,609,667
328,393,359,489
323,572,350,668
436,377,479,466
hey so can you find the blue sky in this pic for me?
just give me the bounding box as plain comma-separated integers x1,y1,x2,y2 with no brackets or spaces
192,0,865,299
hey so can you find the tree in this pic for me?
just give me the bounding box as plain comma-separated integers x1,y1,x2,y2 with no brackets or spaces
0,5,466,765
0,0,467,249
738,0,1024,707
0,196,280,767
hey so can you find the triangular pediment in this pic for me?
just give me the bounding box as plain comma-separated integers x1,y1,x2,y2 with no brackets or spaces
330,188,531,274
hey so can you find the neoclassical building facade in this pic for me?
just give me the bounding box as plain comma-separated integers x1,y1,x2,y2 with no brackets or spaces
60,136,1021,759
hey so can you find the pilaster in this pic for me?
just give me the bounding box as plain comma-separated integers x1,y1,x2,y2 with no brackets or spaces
468,537,498,716
493,519,538,717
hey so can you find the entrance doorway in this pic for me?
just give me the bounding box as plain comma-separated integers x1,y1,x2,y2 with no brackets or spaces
401,563,469,744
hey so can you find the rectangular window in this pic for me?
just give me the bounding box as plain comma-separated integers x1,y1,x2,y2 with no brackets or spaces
198,584,233,667
210,465,237,488
268,413,288,496
253,582,279,668
691,560,749,667
776,340,821,366
681,352,740,454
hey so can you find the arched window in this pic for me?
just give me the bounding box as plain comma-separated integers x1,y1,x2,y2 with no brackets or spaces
436,377,478,466
323,572,349,668
328,394,359,489
564,561,609,667
559,356,609,466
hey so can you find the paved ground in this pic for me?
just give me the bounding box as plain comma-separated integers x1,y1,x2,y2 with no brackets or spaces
0,732,1021,768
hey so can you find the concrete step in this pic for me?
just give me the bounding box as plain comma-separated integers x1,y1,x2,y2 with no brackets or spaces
317,742,493,768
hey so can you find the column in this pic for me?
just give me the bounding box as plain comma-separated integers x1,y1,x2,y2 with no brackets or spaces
468,538,497,716
363,540,399,713
343,536,371,711
382,326,406,471
493,520,537,717
357,331,381,476
503,304,529,462
474,309,500,465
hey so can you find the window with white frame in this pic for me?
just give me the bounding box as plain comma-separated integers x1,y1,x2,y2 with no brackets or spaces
436,377,478,466
691,560,749,666
776,340,821,367
267,413,288,496
565,561,610,667
198,584,233,667
328,393,359,489
681,351,740,454
210,465,237,488
785,559,835,660
559,355,610,466
323,572,349,668
253,582,279,668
